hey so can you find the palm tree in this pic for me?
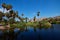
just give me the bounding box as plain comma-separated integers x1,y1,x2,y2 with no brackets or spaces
37,11,40,17
33,16,36,22
19,17,23,22
21,13,24,18
15,11,23,22
15,11,25,22
25,17,28,23
15,11,19,19
9,10,14,14
3,19,8,25
5,13,10,18
0,11,4,22
6,4,12,10
37,11,40,21
15,11,18,15
9,10,15,18
9,17,15,24
2,3,6,8
21,13,25,22
2,3,6,13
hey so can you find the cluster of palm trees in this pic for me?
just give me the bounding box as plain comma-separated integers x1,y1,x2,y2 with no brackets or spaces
0,3,42,30
0,3,25,24
2,3,12,11
0,3,41,25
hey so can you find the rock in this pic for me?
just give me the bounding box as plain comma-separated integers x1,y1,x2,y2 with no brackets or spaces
0,26,5,30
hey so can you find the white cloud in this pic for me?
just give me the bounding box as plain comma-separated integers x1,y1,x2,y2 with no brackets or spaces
0,8,10,13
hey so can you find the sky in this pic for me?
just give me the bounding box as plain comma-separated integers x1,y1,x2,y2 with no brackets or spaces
0,0,60,19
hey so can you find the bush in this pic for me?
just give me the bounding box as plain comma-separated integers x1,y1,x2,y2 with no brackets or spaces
39,21,51,28
56,21,60,24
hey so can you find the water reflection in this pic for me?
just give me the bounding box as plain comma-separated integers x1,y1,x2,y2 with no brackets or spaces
0,24,60,40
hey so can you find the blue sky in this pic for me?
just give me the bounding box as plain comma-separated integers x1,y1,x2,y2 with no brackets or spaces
0,0,60,19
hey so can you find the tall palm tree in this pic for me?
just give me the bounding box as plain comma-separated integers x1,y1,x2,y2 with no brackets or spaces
37,11,40,17
15,11,21,21
21,13,24,18
19,17,23,22
0,11,4,22
9,10,15,18
2,3,6,13
37,11,40,21
15,11,19,19
15,11,18,15
2,3,6,8
21,13,25,22
25,17,28,23
25,17,28,32
33,16,36,22
15,11,25,22
6,4,12,10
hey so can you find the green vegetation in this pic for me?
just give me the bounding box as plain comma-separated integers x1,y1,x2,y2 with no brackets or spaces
0,3,60,31
0,3,60,40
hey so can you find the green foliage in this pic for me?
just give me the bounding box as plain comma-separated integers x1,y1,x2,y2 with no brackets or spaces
10,24,16,28
26,22,39,28
56,21,60,24
38,21,51,29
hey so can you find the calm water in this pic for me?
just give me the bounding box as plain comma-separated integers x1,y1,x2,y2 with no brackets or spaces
0,24,60,40
17,24,60,40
